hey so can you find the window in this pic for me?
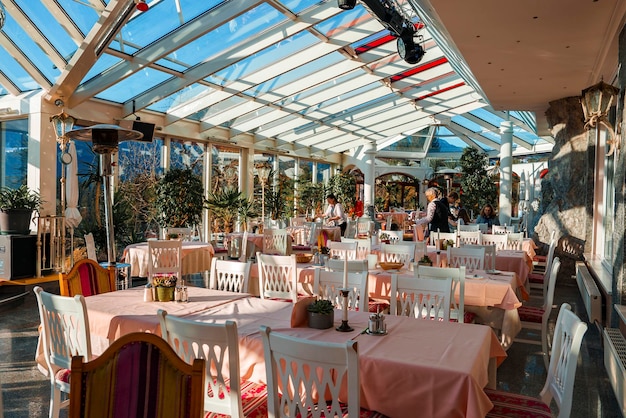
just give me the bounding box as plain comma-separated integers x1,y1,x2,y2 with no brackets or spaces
0,119,28,188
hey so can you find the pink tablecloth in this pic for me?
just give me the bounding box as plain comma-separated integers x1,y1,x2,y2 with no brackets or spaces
122,241,214,277
83,287,249,354
185,296,506,418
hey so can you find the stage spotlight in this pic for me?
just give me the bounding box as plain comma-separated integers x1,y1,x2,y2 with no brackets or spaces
397,32,425,65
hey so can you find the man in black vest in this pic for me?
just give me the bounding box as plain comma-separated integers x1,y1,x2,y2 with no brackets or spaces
415,187,450,235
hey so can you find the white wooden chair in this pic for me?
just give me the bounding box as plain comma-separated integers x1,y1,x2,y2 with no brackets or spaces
458,230,482,245
34,286,92,418
486,303,587,418
429,232,457,246
356,218,373,238
480,233,509,251
262,228,290,255
379,243,414,267
447,246,485,271
261,326,361,418
341,237,371,260
390,274,452,321
158,311,267,417
458,224,479,232
256,252,298,302
506,232,524,250
209,258,251,293
414,241,428,262
289,217,307,227
462,244,497,272
344,218,357,239
529,235,557,295
325,258,368,274
415,265,467,323
328,241,358,260
492,225,515,234
516,257,562,369
313,269,368,311
381,230,403,243
148,239,182,284
165,227,192,241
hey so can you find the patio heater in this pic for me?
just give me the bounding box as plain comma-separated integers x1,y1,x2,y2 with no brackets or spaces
581,81,621,156
256,162,272,228
67,124,143,265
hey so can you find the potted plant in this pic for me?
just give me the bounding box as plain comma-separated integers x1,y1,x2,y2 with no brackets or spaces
417,255,433,266
307,299,335,329
0,185,43,235
152,274,178,301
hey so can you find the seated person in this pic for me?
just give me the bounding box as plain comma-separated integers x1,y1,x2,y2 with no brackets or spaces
475,203,500,227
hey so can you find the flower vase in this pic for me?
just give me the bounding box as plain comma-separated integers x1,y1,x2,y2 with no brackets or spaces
156,286,175,302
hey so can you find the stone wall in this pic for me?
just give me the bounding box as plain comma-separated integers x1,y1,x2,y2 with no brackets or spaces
534,96,591,280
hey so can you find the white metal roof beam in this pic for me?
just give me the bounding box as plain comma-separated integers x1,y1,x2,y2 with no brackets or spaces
462,112,532,150
47,0,137,106
0,32,52,90
122,1,341,116
42,1,86,46
3,0,68,70
0,70,21,96
446,121,500,149
73,0,263,106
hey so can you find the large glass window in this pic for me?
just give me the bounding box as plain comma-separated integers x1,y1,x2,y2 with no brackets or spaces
0,119,29,188
170,139,205,176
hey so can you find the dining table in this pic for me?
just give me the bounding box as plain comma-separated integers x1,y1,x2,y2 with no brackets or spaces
121,241,215,278
75,287,506,418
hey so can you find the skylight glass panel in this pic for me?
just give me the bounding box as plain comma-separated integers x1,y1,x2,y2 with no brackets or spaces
470,108,502,128
57,0,99,35
0,46,38,91
451,115,482,133
81,53,124,84
172,3,286,68
15,0,80,59
116,0,224,51
212,30,317,86
278,0,323,14
147,83,214,113
315,5,369,36
248,49,344,98
95,68,171,102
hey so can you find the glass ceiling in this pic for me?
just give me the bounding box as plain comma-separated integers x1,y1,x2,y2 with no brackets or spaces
0,0,553,158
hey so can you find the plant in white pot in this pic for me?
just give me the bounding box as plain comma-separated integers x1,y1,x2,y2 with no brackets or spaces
0,185,42,235
307,299,335,329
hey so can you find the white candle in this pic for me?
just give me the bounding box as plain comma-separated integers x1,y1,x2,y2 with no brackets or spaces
343,256,349,288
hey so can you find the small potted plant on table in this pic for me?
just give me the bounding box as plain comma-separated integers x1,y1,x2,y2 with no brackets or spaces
307,299,335,329
417,255,433,267
153,274,178,301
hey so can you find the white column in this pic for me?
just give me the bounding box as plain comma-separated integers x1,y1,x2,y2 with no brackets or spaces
363,142,377,208
499,121,513,225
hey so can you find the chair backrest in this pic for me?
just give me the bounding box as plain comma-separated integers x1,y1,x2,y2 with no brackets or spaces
505,232,524,250
492,225,507,234
414,241,428,262
263,228,290,255
429,232,457,246
166,227,192,241
313,268,368,311
58,258,116,297
381,230,403,243
380,243,415,267
328,241,358,260
209,258,251,293
541,257,561,320
356,218,373,238
181,246,213,277
325,258,368,274
477,223,489,233
480,233,509,251
148,239,183,283
447,246,485,271
344,218,357,239
84,233,97,261
390,274,452,321
462,244,496,271
415,265,467,323
458,230,482,245
307,222,321,246
539,303,588,418
261,326,360,418
69,332,204,418
256,252,298,302
458,224,479,232
541,235,558,297
342,237,371,260
34,286,92,379
158,311,243,416
289,217,307,227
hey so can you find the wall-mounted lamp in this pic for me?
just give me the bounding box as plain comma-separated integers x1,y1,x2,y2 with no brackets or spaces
581,81,621,156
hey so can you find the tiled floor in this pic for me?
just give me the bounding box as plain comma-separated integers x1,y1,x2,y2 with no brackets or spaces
0,273,622,417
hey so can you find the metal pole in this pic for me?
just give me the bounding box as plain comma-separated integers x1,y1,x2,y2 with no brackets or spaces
100,154,116,265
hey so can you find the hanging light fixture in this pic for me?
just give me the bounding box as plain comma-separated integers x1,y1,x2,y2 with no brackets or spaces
581,81,621,156
135,0,149,12
338,0,357,10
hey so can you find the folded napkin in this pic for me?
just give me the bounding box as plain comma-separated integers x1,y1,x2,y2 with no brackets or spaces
290,296,317,327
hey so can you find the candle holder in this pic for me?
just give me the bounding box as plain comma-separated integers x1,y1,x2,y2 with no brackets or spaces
336,288,353,332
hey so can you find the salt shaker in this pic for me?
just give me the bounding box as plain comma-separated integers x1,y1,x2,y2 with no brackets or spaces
143,284,153,302
369,313,380,333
